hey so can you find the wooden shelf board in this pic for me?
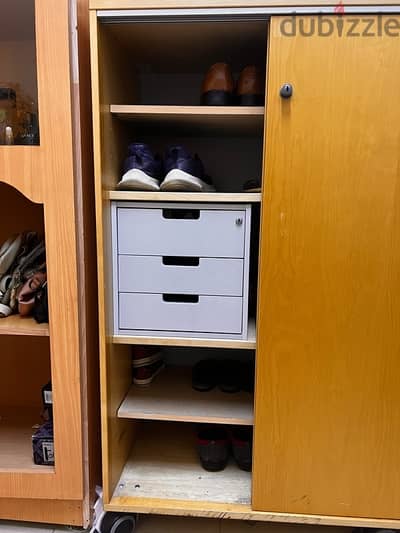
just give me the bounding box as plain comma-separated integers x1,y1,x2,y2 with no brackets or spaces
112,421,251,506
110,105,264,135
112,319,256,350
105,190,261,203
0,409,53,474
118,367,253,425
0,316,49,337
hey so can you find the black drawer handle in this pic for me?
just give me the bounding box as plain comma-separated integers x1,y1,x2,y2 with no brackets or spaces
162,294,199,304
162,208,200,220
162,256,200,267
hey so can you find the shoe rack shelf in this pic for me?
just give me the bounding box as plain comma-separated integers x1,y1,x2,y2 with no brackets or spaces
118,367,254,426
112,318,256,349
93,2,400,530
110,105,264,136
0,316,49,337
105,190,261,203
91,7,262,522
110,421,251,510
0,409,53,474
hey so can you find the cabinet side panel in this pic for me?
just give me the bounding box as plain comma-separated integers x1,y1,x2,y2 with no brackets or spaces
90,12,135,503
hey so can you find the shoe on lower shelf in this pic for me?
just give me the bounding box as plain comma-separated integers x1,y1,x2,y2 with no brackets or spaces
192,359,219,392
197,425,230,472
132,345,165,386
243,179,261,193
231,427,253,472
132,345,163,368
117,142,163,191
161,145,216,192
218,359,242,393
133,359,165,386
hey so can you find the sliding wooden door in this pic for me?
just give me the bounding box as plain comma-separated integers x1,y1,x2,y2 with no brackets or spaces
254,15,400,519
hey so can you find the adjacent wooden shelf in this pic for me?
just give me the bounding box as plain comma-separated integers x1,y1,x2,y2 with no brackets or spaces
112,421,251,506
112,319,256,350
0,315,49,337
110,105,264,136
118,367,254,426
0,409,53,474
105,190,261,203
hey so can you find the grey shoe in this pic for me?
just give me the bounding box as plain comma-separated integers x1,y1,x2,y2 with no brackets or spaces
0,234,23,277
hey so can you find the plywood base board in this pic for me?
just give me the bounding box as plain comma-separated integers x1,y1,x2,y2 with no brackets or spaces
113,422,251,506
106,499,400,529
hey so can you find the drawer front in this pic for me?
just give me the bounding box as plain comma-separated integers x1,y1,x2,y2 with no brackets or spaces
119,293,243,334
117,207,246,258
118,256,244,296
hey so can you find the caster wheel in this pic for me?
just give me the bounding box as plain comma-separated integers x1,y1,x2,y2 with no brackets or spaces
100,511,137,533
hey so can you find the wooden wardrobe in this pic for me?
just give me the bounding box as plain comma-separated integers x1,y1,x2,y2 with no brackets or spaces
90,0,400,529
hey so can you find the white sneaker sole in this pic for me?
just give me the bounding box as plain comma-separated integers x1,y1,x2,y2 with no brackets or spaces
117,169,160,191
133,362,166,386
160,169,216,192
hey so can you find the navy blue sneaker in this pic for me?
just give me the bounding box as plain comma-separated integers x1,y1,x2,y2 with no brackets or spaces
117,143,163,191
161,146,216,192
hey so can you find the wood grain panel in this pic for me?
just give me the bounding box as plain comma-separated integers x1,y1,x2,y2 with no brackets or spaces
253,16,400,519
0,0,84,503
36,0,83,502
74,0,101,523
0,316,49,337
0,147,43,204
0,497,83,526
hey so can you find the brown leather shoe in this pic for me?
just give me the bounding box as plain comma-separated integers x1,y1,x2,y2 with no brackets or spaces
201,63,234,106
237,66,264,106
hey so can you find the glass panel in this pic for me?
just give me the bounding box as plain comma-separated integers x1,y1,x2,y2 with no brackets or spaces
0,0,40,145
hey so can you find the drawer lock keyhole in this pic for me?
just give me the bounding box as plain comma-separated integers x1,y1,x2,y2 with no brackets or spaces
235,218,243,226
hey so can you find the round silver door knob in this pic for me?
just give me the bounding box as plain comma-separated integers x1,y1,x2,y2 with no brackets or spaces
280,83,293,98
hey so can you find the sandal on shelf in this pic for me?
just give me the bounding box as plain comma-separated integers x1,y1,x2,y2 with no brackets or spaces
18,270,47,317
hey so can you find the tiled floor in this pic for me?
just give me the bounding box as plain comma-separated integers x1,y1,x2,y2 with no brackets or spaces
0,516,351,533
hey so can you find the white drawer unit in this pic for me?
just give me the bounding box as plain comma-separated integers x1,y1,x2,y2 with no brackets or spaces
119,293,243,334
118,256,244,296
111,202,251,339
117,206,246,258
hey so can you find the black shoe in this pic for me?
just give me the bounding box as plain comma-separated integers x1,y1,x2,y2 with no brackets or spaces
197,426,230,472
218,360,241,393
241,360,255,393
231,427,253,472
192,359,219,392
